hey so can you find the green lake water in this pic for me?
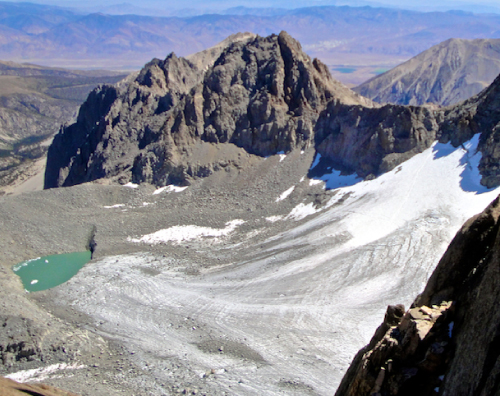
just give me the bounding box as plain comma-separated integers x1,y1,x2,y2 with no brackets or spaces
12,251,91,292
333,67,357,74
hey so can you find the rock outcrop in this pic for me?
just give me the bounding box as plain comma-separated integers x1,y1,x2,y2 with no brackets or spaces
336,195,500,396
0,61,127,193
43,31,500,189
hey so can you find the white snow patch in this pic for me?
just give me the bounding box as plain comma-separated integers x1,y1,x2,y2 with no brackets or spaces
128,220,245,245
309,179,323,186
153,185,188,195
320,135,500,249
123,182,139,188
153,186,167,195
142,202,153,206
300,176,305,183
103,204,125,209
30,280,38,285
169,185,188,193
286,202,320,220
265,215,284,223
5,363,85,383
279,154,287,162
276,186,295,202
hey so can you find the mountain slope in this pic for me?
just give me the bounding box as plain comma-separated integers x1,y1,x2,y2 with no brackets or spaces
2,127,500,395
355,38,500,106
45,31,385,189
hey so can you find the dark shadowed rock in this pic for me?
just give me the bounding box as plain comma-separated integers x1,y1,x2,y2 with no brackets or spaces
314,102,439,177
44,31,375,189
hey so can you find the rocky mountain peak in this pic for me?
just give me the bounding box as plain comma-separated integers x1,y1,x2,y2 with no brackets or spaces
186,32,257,71
135,53,201,95
44,31,375,189
354,38,500,106
43,32,500,190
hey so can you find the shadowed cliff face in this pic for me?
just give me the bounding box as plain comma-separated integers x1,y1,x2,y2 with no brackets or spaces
43,31,500,189
335,195,500,396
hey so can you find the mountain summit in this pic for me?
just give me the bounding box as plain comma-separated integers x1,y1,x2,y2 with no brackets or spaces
43,32,500,191
44,31,372,188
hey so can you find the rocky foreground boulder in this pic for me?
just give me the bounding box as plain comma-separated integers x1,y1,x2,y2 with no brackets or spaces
336,195,500,396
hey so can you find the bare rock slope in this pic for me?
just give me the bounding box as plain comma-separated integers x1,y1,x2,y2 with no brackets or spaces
355,38,500,106
336,194,500,396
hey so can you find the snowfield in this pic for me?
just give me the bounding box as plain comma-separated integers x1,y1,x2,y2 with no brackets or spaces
128,220,245,245
45,137,500,395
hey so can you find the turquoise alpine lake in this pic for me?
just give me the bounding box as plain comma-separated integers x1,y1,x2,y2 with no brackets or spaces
333,67,357,74
12,251,91,292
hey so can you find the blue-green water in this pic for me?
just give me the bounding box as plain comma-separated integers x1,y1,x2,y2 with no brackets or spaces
373,68,389,75
333,67,357,74
12,251,91,292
